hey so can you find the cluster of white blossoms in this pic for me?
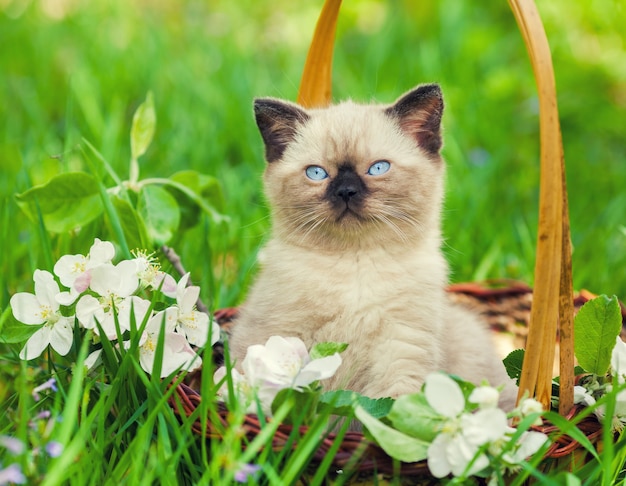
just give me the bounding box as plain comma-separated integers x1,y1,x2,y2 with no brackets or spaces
10,239,220,377
213,336,343,416
574,336,626,431
424,373,548,481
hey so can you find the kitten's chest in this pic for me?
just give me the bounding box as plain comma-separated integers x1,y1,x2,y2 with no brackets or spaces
262,242,446,311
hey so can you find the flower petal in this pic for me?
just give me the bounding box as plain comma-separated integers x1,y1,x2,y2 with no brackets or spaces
49,318,74,356
73,271,92,293
179,285,200,314
427,433,453,478
468,386,500,409
33,270,60,310
512,431,548,461
295,353,342,387
87,238,115,266
140,331,200,377
10,293,45,325
84,349,102,370
55,287,81,306
447,434,488,477
176,273,190,303
115,260,141,297
20,327,52,360
265,335,306,368
89,262,139,298
178,311,210,347
242,343,294,388
612,336,626,383
209,319,221,347
154,272,177,298
425,373,465,418
147,308,178,335
75,295,103,329
461,408,508,446
54,254,86,287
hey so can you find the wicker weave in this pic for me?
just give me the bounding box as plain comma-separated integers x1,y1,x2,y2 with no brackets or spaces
170,282,625,477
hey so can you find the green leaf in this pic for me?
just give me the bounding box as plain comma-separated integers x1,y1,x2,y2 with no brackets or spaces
310,341,348,360
503,349,525,386
15,172,103,233
318,390,393,419
169,170,224,210
139,177,228,225
574,295,622,375
0,307,41,344
110,194,150,250
354,405,429,463
130,92,156,162
137,185,180,246
387,392,444,442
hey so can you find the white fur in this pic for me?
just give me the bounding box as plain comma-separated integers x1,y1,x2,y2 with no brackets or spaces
230,92,517,407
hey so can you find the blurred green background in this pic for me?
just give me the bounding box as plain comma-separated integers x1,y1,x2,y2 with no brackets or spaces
1,0,624,311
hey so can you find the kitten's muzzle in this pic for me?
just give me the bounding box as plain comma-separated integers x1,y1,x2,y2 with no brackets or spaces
326,167,367,204
336,184,359,202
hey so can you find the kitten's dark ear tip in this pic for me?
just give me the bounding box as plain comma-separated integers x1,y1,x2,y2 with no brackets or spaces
386,83,445,156
253,98,274,115
253,98,310,163
417,83,442,97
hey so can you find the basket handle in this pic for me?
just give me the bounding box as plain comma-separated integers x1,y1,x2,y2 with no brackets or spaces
299,0,575,414
508,0,574,413
297,0,342,108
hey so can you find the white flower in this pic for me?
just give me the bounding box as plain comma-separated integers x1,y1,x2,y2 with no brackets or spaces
11,270,73,360
424,372,465,418
428,432,490,478
54,238,115,305
214,366,256,414
425,373,509,479
138,310,201,377
611,336,626,384
516,397,545,426
501,431,548,464
75,261,145,338
518,397,544,416
0,463,26,485
469,386,501,409
170,273,219,347
241,336,342,414
130,251,177,298
84,349,102,370
461,408,509,445
573,385,596,408
243,336,341,390
215,336,342,416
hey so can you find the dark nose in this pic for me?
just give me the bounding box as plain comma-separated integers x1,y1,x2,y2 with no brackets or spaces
336,184,359,202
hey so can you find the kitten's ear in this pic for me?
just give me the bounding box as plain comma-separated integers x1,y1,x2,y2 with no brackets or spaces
385,84,444,155
254,99,310,163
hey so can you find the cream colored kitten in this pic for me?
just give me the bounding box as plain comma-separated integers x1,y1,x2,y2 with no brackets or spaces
229,84,516,405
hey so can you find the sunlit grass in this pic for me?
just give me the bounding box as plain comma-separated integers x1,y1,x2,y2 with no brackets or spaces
0,0,625,483
1,0,624,306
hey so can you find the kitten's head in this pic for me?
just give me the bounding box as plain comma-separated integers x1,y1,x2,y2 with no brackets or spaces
254,84,446,250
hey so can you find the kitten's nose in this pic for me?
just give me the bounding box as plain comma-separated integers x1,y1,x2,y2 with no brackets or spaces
335,184,359,202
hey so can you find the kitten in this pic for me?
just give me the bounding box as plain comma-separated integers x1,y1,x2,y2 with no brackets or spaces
229,84,516,406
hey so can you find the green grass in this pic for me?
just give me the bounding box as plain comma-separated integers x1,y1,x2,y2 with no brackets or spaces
0,0,625,483
1,0,624,304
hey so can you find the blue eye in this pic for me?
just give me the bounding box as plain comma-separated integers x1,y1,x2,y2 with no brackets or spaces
367,160,391,176
305,165,329,180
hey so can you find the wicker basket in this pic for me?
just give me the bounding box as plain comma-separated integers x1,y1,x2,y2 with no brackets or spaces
169,283,626,478
170,0,621,479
